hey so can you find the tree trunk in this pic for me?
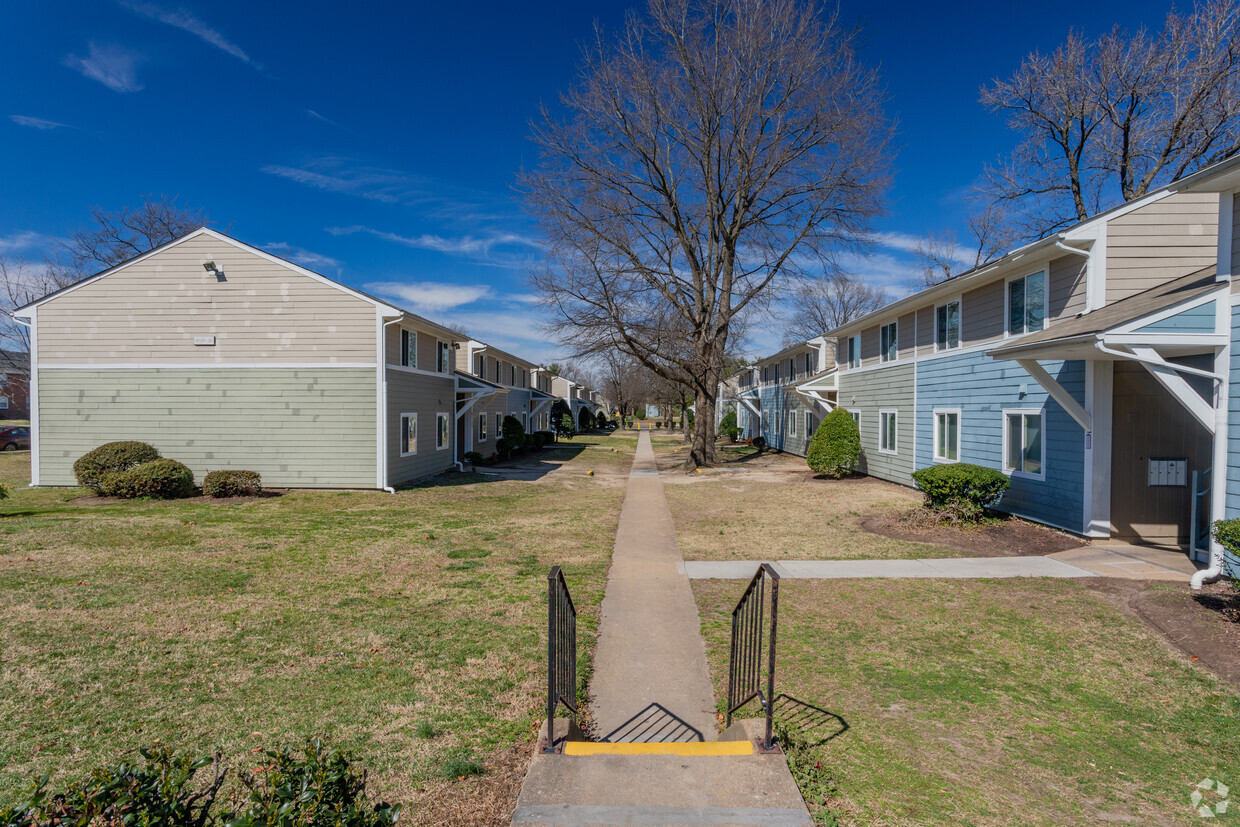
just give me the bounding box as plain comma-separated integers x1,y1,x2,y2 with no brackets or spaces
689,387,717,467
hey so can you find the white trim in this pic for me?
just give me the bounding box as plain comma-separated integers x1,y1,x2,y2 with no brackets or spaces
435,411,450,450
1085,225,1108,311
388,363,457,379
1002,407,1048,481
28,312,38,485
1015,359,1092,432
399,412,418,457
1217,192,1233,283
39,361,378,370
1208,294,1231,564
879,321,898,363
878,409,897,454
1128,346,1217,433
1003,269,1048,339
846,334,861,369
478,411,489,441
933,296,962,352
1083,361,1113,538
931,407,961,463
1106,287,1227,336
378,310,394,489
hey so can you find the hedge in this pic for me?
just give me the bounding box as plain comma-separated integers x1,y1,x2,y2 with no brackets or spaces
203,469,262,498
99,459,195,500
73,441,161,493
719,410,741,442
806,407,860,478
910,462,1010,521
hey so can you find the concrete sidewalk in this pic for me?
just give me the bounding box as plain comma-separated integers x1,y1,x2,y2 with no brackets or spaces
681,556,1095,580
588,429,718,742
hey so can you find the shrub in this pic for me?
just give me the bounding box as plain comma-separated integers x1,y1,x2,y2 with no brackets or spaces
578,407,593,432
551,400,574,438
806,407,861,479
719,410,741,442
535,429,555,446
73,441,161,493
1210,519,1240,590
100,459,195,500
502,414,525,443
910,463,1010,521
751,435,766,450
596,411,608,428
464,451,483,466
230,739,399,826
655,421,663,429
203,469,262,498
495,437,510,459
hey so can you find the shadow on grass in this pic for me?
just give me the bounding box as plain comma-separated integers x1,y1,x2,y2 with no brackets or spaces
774,694,849,747
402,443,592,488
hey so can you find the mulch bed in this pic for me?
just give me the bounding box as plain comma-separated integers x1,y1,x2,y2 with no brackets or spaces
861,511,1088,557
1083,578,1240,690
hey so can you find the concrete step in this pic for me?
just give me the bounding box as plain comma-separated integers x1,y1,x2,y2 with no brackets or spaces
562,740,754,757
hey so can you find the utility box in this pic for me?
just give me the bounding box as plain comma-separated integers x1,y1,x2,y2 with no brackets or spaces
1147,458,1187,487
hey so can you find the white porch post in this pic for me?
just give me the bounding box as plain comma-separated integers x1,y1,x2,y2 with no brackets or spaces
1084,361,1113,538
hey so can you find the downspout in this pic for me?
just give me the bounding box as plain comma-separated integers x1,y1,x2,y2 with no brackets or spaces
381,316,402,494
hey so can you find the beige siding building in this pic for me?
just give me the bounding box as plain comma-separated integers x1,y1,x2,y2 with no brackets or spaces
18,228,469,489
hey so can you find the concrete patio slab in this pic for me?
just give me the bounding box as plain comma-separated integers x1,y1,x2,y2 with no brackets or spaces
683,557,1095,579
1049,544,1202,581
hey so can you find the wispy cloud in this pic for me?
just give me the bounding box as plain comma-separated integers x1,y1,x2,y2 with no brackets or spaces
120,1,261,69
0,231,57,255
434,309,565,365
65,43,144,93
262,242,341,274
365,281,492,313
305,109,358,135
10,115,70,130
874,230,974,269
328,225,541,258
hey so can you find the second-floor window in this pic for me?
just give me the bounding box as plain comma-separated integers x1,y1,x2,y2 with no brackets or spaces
804,352,814,375
401,330,416,368
880,322,898,363
475,354,485,376
847,335,861,369
1008,272,1046,335
936,300,960,350
437,342,451,373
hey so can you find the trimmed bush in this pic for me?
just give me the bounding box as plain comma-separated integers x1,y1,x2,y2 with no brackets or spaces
806,407,861,479
551,400,574,438
535,429,555,446
910,462,1010,521
100,459,195,500
751,435,766,450
502,414,525,445
595,410,608,428
203,469,262,498
464,451,483,466
719,410,741,442
495,437,510,459
578,407,593,432
73,441,161,493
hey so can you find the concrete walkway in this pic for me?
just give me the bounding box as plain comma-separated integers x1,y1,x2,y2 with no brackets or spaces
589,429,718,742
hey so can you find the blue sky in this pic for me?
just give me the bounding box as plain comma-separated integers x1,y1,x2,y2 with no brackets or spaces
1,0,1179,361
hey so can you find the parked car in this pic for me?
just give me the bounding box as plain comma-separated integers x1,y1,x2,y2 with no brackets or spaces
0,426,30,451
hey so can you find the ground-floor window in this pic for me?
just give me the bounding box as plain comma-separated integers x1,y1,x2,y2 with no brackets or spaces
806,414,816,435
789,411,798,437
400,413,417,456
879,410,897,454
850,410,860,434
1004,409,1044,478
478,412,488,441
933,409,960,462
436,413,450,450
495,412,502,438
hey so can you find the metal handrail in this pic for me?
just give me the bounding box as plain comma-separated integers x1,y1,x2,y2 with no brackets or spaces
727,562,780,751
545,566,578,753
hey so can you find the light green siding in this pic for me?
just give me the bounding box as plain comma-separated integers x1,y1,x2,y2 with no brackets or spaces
838,363,916,484
39,367,377,488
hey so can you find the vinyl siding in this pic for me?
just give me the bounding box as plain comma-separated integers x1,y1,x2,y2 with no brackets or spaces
386,368,457,484
915,306,934,356
757,383,828,458
384,321,455,373
1106,192,1220,302
36,236,378,365
898,312,916,360
1134,300,1218,333
915,351,1085,532
1233,193,1240,277
38,367,377,487
1048,253,1088,321
838,363,915,484
961,279,1004,345
860,325,880,367
1227,306,1240,572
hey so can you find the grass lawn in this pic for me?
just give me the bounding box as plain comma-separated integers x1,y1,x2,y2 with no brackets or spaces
693,577,1240,826
0,433,631,819
664,474,947,561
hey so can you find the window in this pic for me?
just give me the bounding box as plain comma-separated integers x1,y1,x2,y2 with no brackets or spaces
0,397,9,410
880,322,898,363
510,365,516,386
437,342,451,373
1004,410,1044,477
774,363,781,383
522,412,528,430
789,411,798,437
478,412,488,441
847,335,861,369
400,330,416,368
0,374,8,386
804,352,814,375
495,360,501,382
1008,272,1046,335
806,414,816,435
475,354,485,376
400,413,417,456
495,412,502,439
935,299,960,350
879,410,897,454
850,410,860,433
933,409,960,462
436,412,449,450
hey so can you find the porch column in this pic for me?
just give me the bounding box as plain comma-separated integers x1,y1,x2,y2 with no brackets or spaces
1084,361,1113,538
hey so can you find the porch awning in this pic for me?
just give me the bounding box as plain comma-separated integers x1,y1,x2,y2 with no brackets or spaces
455,374,503,393
794,368,838,408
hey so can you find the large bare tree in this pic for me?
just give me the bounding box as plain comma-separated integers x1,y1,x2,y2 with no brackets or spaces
522,0,890,466
982,0,1240,237
594,350,652,423
783,274,886,343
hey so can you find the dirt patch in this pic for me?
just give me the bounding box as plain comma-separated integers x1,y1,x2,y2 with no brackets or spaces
862,512,1087,557
1083,578,1240,690
404,744,529,826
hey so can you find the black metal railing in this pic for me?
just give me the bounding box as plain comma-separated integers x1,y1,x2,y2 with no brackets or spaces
727,562,780,751
545,566,578,753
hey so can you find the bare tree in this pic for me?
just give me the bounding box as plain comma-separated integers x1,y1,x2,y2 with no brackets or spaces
912,205,1021,287
594,350,651,423
783,274,886,342
982,0,1240,236
522,0,891,466
913,230,962,287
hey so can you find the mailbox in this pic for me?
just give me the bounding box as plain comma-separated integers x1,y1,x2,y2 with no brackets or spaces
1147,458,1187,487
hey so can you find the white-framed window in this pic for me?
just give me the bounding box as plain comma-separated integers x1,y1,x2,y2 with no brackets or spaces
774,363,781,383
879,409,897,454
436,412,450,450
850,410,860,432
775,410,782,433
880,322,897,363
1007,271,1046,336
400,329,417,368
522,412,528,430
437,341,451,373
478,412,488,441
789,411,798,437
804,352,814,375
474,353,485,376
933,408,961,463
1003,408,1045,478
847,335,861,369
0,397,9,410
935,299,961,351
495,412,502,438
400,412,417,456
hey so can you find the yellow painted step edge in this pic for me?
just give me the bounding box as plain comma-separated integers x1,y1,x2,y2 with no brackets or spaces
563,741,754,757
